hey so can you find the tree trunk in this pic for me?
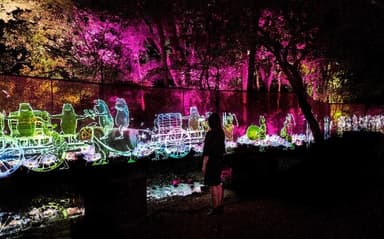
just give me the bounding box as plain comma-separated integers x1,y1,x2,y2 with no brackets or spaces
241,56,248,91
157,21,173,87
247,45,256,92
281,62,323,143
296,87,322,142
205,66,210,89
170,18,191,87
266,66,274,92
277,71,282,93
135,54,142,84
255,72,260,91
214,90,220,113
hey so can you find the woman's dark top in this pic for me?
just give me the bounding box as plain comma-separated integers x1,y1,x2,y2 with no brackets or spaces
203,129,225,186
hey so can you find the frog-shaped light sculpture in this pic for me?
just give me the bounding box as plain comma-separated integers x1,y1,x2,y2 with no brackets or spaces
114,97,129,139
93,99,114,136
245,115,266,141
52,103,85,135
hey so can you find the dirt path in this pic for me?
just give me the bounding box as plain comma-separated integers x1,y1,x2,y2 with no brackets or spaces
115,184,384,239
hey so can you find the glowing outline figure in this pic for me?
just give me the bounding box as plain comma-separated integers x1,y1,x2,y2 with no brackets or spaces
5,103,65,174
222,112,239,142
92,99,114,136
258,115,267,140
0,141,24,178
186,106,207,153
152,113,192,159
8,103,36,137
83,99,133,162
52,103,85,135
280,113,295,142
8,98,380,177
114,97,130,139
245,115,266,140
188,106,200,130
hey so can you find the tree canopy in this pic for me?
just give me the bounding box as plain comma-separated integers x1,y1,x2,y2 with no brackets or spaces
1,0,383,142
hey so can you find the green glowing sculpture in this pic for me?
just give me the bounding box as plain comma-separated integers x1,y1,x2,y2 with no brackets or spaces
0,111,4,136
33,110,52,135
258,115,266,139
246,115,266,140
8,103,36,137
52,103,84,135
280,114,294,142
223,112,238,141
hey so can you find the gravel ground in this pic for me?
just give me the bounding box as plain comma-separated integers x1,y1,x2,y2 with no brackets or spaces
116,168,384,239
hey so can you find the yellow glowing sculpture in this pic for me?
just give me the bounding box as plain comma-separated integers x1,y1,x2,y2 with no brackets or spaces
223,112,238,141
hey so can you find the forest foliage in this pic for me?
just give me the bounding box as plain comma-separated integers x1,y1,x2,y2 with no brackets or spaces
0,0,383,103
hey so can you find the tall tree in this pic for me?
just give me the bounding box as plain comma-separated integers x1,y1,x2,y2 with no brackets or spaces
256,2,325,142
138,0,176,87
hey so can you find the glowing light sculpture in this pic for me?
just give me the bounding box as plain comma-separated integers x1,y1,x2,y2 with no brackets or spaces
92,99,114,137
114,97,130,139
0,140,24,178
132,129,155,158
246,115,267,140
323,116,332,139
76,125,107,165
280,113,295,143
223,112,239,142
152,113,192,159
87,98,134,162
237,114,312,151
80,99,137,163
7,103,66,173
187,106,207,154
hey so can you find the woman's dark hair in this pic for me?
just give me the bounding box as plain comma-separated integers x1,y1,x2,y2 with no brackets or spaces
208,112,221,130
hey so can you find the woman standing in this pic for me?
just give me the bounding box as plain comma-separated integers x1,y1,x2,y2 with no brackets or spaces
202,112,225,215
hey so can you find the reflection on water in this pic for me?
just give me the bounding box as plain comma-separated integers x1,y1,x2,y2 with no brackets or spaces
0,195,84,238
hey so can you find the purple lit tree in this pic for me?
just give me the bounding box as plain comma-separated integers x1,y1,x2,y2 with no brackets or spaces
2,0,381,128
70,8,123,83
255,3,325,142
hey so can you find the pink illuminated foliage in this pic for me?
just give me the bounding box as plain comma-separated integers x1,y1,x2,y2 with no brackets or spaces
67,2,244,90
71,8,127,82
0,0,360,99
4,0,374,143
0,0,335,99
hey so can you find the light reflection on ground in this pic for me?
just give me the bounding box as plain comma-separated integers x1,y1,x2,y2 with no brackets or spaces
147,182,204,201
0,175,204,237
147,170,206,202
0,196,84,238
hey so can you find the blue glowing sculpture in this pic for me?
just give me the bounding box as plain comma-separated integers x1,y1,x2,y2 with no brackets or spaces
114,97,129,139
93,99,114,136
